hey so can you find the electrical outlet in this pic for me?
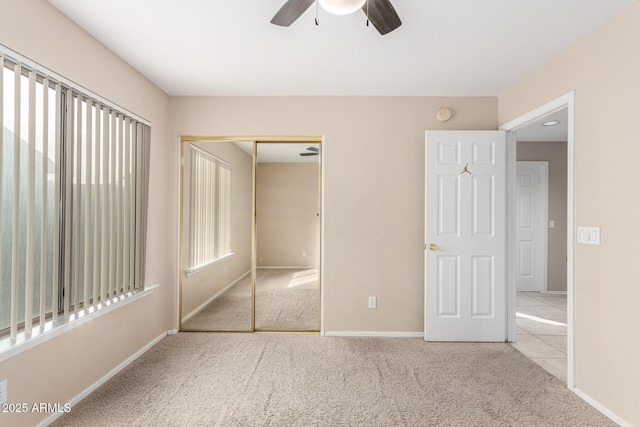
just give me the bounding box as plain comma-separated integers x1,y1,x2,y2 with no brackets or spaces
368,296,377,309
0,379,7,404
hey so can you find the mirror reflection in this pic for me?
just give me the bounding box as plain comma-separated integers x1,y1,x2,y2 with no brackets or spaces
180,140,253,331
255,143,320,331
179,140,321,332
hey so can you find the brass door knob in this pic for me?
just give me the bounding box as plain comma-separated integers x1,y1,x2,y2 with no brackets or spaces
429,243,438,251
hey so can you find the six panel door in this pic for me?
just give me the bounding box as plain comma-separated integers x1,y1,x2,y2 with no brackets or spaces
425,131,506,342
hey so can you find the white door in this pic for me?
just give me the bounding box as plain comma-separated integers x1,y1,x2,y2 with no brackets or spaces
515,161,548,292
425,131,506,342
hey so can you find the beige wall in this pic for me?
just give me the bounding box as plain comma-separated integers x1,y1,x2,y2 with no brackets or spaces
257,162,319,267
181,142,252,319
499,2,640,424
170,96,498,332
0,1,174,425
517,142,568,292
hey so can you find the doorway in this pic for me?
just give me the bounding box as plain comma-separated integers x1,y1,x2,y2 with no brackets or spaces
500,92,574,388
178,136,323,333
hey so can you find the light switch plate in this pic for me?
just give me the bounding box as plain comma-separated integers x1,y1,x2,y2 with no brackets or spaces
577,226,600,245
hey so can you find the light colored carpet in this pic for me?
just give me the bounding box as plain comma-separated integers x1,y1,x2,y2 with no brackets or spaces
182,269,318,331
255,268,318,330
52,333,613,426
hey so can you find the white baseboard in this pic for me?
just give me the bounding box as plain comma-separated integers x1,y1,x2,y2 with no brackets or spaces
573,388,630,426
182,270,250,322
323,331,424,338
546,290,568,295
257,266,317,270
39,330,169,427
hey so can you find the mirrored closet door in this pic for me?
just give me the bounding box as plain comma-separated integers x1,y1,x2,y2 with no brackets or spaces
179,138,321,332
180,140,253,331
254,142,320,331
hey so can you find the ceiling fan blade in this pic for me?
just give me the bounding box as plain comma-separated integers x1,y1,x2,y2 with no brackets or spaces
362,0,402,35
299,152,319,156
306,146,319,152
271,0,316,27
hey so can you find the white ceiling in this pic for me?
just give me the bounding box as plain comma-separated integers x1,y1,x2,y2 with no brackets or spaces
48,0,636,96
515,108,568,142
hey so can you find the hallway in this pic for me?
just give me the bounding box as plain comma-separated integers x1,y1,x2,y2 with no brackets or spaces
512,292,568,383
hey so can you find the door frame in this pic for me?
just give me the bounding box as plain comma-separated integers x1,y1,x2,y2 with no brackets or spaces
516,161,549,293
500,91,575,390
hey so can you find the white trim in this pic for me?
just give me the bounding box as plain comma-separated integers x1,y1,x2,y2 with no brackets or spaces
184,252,235,277
423,133,429,340
256,266,317,270
38,330,169,427
320,135,326,335
0,285,159,364
324,331,424,338
573,388,632,427
167,329,179,335
501,93,572,131
500,90,576,389
546,291,567,295
538,161,550,293
506,131,518,342
0,43,150,126
516,161,549,293
176,138,183,331
181,270,250,322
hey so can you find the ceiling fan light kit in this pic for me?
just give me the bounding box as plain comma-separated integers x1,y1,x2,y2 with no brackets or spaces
271,0,402,35
319,0,366,15
300,146,320,157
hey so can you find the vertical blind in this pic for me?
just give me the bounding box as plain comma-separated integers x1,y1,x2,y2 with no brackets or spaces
188,145,231,272
0,51,151,340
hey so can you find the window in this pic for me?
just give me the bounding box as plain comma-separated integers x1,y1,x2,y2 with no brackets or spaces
0,48,151,342
187,145,231,274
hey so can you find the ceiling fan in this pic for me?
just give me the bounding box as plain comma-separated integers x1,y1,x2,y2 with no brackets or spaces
271,0,402,35
299,146,319,157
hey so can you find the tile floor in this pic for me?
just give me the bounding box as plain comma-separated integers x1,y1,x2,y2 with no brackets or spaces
511,291,567,383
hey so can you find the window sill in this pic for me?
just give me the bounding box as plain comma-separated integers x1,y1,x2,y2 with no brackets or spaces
184,253,234,277
0,284,159,364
